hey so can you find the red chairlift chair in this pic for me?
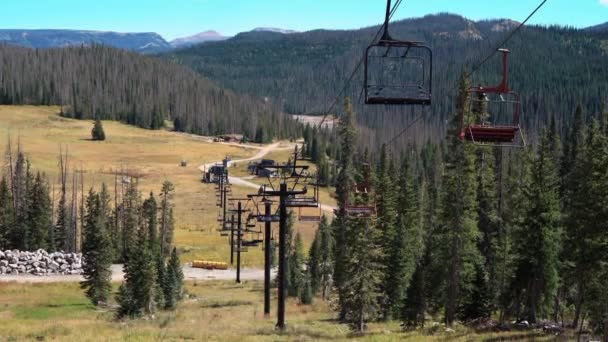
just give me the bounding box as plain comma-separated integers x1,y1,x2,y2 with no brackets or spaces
459,49,526,147
344,164,377,218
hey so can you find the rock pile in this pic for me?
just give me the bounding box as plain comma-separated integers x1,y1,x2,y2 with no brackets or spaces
0,249,83,276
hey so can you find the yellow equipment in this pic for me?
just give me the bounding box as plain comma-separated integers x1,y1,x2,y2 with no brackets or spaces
191,260,229,270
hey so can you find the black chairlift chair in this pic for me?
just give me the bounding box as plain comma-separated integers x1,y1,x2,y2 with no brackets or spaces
459,49,525,147
242,239,263,247
364,0,432,106
298,206,322,222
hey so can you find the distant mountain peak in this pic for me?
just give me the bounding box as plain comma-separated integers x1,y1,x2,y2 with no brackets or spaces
251,27,297,34
170,30,229,48
491,19,520,32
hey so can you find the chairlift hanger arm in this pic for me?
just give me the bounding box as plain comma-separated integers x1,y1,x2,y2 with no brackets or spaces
381,0,392,41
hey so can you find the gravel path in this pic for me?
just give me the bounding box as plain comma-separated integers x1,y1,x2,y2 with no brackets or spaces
199,142,336,214
0,264,269,283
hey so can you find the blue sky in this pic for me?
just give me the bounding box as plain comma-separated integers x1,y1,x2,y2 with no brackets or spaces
1,0,607,40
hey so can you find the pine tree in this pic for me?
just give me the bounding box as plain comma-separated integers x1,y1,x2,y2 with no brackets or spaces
560,105,585,201
308,228,322,295
584,116,608,335
402,257,427,328
159,181,175,257
459,261,492,321
474,146,499,309
510,131,561,323
386,156,421,319
121,182,140,262
117,228,156,317
384,215,410,319
307,216,335,300
376,144,398,319
91,119,106,141
143,192,158,252
418,142,443,317
300,272,314,305
288,232,305,297
164,247,184,310
0,177,14,249
563,120,607,328
27,172,52,250
98,184,113,258
341,220,382,332
496,150,528,323
55,190,69,252
80,189,112,306
439,71,480,327
115,282,136,318
333,98,357,320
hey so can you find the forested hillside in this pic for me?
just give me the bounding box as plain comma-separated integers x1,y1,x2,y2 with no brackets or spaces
0,44,300,140
168,14,608,150
307,88,608,334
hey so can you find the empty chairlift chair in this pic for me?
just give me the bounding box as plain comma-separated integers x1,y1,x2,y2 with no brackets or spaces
341,163,376,219
364,0,432,106
459,49,525,147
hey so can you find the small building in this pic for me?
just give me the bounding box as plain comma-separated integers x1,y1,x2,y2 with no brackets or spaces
257,167,279,178
203,164,227,183
254,159,276,175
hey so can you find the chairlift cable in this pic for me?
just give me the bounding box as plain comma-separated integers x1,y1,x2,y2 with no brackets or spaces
382,0,549,146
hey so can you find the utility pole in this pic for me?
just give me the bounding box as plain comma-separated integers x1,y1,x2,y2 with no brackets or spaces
277,183,287,330
262,182,307,331
228,199,250,283
247,193,279,317
263,200,272,317
236,201,242,283
230,214,235,265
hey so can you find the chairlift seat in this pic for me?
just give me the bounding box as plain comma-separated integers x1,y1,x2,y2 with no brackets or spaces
365,40,432,106
299,215,322,222
465,125,519,143
346,206,376,217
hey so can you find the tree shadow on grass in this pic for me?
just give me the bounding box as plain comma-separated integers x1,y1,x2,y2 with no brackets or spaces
200,299,253,309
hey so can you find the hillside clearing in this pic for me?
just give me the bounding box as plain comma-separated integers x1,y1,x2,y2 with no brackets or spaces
0,105,324,267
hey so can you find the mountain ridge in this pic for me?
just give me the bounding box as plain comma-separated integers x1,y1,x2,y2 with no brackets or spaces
0,29,171,53
170,30,229,48
166,13,608,150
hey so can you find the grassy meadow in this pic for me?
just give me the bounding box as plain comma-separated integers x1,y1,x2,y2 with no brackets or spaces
0,106,272,266
0,280,561,341
0,106,574,341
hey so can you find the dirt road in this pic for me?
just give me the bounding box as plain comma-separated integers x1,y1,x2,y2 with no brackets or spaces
199,142,282,171
199,142,336,214
0,264,270,283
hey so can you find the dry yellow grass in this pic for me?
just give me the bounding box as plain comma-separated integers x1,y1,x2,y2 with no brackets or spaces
0,106,328,266
0,106,257,263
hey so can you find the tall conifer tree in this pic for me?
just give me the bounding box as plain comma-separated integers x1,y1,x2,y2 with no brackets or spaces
510,132,561,323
